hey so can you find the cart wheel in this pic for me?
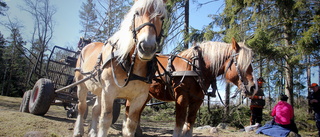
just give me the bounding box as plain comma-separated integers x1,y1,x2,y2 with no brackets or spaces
19,90,31,113
112,99,121,124
29,78,55,115
67,104,88,119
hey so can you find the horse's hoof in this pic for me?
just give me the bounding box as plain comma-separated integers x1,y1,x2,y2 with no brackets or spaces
88,130,97,137
73,133,82,137
135,128,143,136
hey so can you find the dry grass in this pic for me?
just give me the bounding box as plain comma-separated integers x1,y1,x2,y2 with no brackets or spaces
0,95,316,137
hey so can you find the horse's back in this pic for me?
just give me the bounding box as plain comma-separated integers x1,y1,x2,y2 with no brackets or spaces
76,42,104,72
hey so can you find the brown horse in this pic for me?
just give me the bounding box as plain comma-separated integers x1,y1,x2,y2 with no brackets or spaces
127,38,257,137
73,0,167,136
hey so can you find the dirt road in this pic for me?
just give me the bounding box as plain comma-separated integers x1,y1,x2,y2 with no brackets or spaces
0,96,272,136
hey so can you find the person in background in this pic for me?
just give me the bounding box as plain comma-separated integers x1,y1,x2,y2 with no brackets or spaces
271,94,298,134
77,37,91,50
249,77,266,126
309,83,320,137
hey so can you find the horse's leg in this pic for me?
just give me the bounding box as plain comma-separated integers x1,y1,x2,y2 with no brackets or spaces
182,98,203,137
73,84,88,137
88,95,101,137
173,94,188,137
97,88,114,137
135,95,152,136
123,93,148,137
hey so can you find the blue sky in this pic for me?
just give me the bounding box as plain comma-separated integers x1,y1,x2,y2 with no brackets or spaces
1,0,317,102
0,0,229,103
2,0,83,48
1,0,224,51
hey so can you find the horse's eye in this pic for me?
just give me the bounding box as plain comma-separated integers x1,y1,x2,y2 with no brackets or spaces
160,16,165,21
135,11,140,16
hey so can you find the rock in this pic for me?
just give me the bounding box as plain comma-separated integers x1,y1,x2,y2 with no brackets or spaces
209,127,219,133
244,123,260,132
217,123,228,129
23,131,45,137
195,125,212,130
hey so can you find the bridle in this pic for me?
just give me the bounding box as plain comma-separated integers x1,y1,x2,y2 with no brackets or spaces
75,7,165,88
132,12,164,44
225,49,251,97
109,12,164,88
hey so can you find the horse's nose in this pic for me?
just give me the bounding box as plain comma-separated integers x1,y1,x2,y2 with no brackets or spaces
137,40,157,60
138,40,156,53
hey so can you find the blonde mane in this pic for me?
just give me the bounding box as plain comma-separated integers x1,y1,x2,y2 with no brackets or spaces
108,0,167,61
180,41,253,77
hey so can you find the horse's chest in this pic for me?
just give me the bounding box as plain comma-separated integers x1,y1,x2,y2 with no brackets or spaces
84,79,102,90
116,81,149,98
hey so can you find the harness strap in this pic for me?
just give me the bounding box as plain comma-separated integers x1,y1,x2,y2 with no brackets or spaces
165,55,176,98
171,71,198,76
190,46,209,96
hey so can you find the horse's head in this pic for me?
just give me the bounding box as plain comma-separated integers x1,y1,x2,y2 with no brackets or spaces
179,39,257,97
109,0,167,62
131,0,167,60
224,38,257,97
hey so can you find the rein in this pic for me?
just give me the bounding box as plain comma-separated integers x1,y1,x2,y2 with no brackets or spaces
110,45,137,88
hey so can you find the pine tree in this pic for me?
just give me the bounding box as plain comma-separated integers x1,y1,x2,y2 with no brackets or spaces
0,0,7,16
0,32,6,95
79,0,99,40
93,0,131,42
216,0,320,106
2,28,28,96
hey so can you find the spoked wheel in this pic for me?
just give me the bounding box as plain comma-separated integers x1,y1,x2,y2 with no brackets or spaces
29,78,55,115
19,90,31,113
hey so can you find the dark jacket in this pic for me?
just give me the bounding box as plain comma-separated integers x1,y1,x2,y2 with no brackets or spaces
310,90,320,113
250,88,266,108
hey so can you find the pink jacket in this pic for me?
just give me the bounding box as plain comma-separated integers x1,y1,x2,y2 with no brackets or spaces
271,101,294,125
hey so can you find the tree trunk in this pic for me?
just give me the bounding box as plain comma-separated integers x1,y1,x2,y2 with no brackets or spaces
183,0,189,49
284,61,294,106
266,60,272,111
283,24,294,106
307,56,312,113
225,83,230,116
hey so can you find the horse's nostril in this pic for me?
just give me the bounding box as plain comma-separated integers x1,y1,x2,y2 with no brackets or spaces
138,42,145,53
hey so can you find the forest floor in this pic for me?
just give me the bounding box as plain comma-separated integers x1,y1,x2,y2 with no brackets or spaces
0,95,317,137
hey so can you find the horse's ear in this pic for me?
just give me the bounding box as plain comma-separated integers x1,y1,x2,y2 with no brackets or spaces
163,0,167,3
231,37,240,52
